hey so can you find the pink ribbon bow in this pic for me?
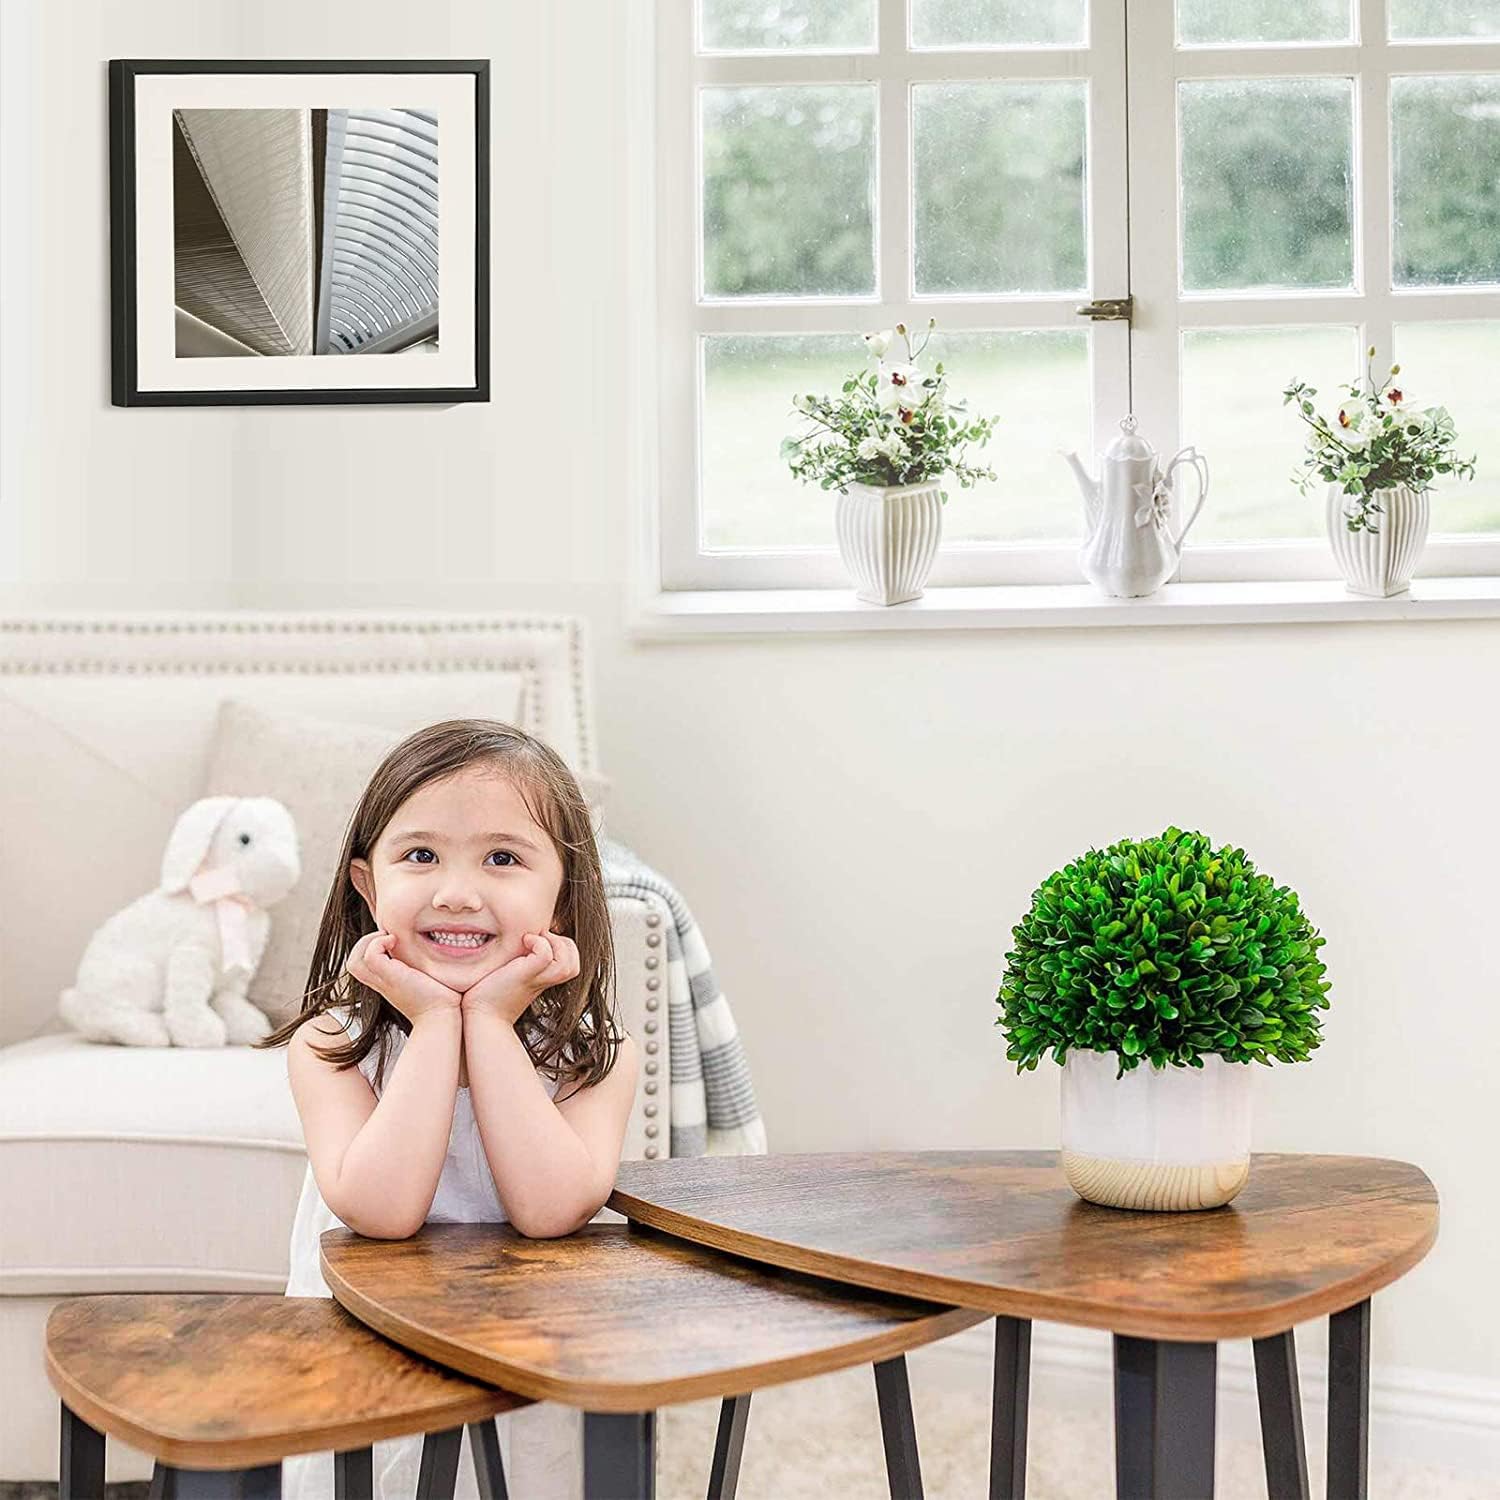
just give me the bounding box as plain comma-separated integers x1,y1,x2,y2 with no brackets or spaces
188,867,257,976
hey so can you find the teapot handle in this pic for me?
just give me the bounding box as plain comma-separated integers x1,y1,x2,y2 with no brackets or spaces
1163,446,1209,550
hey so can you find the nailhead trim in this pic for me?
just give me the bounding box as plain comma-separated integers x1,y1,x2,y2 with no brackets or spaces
645,957,659,970
646,933,661,948
645,1146,659,1159
644,1081,657,1095
645,1125,658,1139
646,976,660,990
645,913,661,928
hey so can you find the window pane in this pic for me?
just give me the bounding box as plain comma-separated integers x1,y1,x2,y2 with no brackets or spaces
1177,0,1351,45
929,330,1090,542
1393,322,1500,534
702,87,877,299
1390,0,1500,39
701,331,1088,548
1392,75,1500,288
1179,79,1355,293
702,335,844,549
1181,326,1358,542
910,0,1087,48
699,0,876,52
912,82,1088,296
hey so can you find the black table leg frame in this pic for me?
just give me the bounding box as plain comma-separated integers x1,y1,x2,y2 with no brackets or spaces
873,1354,924,1500
62,1401,506,1500
708,1394,752,1500
1327,1298,1372,1500
584,1410,657,1500
1253,1329,1310,1500
990,1315,1031,1500
1113,1335,1217,1500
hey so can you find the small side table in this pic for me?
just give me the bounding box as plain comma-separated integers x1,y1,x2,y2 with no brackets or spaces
609,1150,1440,1500
321,1219,986,1499
45,1294,529,1499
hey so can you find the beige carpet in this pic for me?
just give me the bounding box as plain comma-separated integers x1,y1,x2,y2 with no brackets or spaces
656,1361,1499,1500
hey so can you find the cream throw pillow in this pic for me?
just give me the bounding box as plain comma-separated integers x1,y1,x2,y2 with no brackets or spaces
203,700,608,1028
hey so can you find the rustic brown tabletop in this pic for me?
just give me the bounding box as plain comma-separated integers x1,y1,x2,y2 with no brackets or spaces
607,1150,1440,1500
321,1220,985,1498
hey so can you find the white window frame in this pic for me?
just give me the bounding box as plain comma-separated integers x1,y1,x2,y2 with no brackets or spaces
633,0,1500,622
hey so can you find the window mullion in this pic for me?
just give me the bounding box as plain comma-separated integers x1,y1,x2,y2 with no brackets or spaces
877,0,910,309
1123,0,1182,465
1359,0,1393,370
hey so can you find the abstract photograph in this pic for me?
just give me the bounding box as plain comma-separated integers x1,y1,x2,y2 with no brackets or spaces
173,107,439,359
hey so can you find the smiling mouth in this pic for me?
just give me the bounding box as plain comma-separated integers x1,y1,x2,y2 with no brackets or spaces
421,929,496,954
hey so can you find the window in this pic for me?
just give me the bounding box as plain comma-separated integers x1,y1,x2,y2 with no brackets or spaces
653,0,1500,594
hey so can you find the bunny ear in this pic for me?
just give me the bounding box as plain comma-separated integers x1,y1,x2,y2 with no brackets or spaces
160,796,238,893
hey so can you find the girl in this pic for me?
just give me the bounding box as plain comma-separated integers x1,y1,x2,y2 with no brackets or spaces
260,718,640,1499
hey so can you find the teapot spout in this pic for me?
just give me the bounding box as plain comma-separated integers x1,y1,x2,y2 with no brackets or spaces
1063,450,1101,530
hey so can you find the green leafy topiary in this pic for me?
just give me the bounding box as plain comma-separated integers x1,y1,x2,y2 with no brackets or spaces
996,828,1331,1078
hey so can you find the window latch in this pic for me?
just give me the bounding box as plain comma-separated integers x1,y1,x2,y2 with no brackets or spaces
1074,296,1133,323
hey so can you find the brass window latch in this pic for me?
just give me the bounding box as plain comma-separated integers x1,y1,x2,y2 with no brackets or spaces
1074,296,1133,323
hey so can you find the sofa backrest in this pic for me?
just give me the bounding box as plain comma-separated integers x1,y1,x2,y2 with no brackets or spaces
0,613,601,1048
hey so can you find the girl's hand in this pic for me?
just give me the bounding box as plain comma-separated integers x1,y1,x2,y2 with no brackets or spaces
345,931,463,1024
460,932,581,1027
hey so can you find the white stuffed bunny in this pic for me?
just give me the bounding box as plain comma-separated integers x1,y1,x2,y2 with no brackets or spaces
59,796,301,1047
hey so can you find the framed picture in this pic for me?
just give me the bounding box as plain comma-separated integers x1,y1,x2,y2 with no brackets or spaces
109,59,489,407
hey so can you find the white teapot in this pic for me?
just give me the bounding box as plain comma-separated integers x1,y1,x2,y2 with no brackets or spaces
1063,416,1208,598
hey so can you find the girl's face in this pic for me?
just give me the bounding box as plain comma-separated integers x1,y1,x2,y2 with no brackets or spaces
349,764,566,985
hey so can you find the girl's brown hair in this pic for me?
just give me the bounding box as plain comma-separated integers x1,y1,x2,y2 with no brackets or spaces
259,719,619,1099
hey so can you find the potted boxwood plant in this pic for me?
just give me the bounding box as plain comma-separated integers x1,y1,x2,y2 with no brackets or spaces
781,320,998,605
996,827,1331,1212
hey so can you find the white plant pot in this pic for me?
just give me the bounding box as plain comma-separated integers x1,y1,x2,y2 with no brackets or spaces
835,480,944,606
1326,483,1430,597
1059,1050,1254,1211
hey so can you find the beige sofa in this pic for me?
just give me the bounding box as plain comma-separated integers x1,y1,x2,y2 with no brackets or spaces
0,612,669,1485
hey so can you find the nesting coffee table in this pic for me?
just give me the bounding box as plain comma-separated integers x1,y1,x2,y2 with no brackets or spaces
609,1150,1439,1500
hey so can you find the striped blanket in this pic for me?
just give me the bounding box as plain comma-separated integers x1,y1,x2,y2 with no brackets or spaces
601,839,767,1157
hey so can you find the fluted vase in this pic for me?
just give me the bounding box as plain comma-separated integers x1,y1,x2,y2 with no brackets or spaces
835,480,943,606
1060,1049,1254,1211
1326,483,1430,597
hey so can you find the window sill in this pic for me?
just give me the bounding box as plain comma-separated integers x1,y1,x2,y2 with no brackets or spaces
629,576,1500,637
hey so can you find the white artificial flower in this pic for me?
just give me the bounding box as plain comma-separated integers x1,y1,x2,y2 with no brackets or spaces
856,434,884,462
1335,401,1371,448
874,430,909,461
863,330,895,359
1384,388,1433,429
876,361,926,411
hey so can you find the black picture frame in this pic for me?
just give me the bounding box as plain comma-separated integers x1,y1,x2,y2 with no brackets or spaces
109,59,490,407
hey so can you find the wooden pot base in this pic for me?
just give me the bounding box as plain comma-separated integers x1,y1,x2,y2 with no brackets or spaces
1062,1150,1250,1211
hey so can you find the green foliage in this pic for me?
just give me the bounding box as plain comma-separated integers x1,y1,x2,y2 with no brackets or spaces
995,828,1331,1078
781,322,999,495
1284,348,1478,532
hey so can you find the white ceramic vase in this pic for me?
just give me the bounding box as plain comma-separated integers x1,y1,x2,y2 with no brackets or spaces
1326,483,1430,597
835,480,943,605
1059,1049,1254,1211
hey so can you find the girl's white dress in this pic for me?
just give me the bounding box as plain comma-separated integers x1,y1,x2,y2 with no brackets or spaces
282,1012,582,1500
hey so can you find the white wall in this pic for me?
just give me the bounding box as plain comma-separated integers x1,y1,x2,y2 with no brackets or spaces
3,0,1498,1399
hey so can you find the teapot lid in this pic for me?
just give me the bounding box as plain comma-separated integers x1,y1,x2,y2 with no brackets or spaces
1105,414,1157,462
